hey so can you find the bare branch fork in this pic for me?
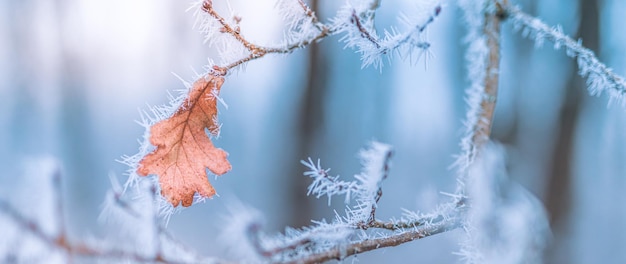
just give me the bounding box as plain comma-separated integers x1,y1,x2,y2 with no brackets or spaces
237,143,465,263
201,0,332,74
199,0,442,75
458,0,626,192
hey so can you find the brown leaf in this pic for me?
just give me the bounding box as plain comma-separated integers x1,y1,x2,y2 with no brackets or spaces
137,75,231,207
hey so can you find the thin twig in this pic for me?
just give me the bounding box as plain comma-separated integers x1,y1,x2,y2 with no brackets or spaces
348,4,442,53
251,206,461,263
290,216,462,264
365,149,392,225
297,0,323,28
203,0,441,73
201,0,259,54
368,213,445,231
504,3,626,100
350,10,381,49
202,0,331,74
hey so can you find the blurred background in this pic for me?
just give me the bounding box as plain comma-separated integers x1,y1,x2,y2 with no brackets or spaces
0,0,625,263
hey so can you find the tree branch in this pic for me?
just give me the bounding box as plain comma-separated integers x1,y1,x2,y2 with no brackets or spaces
251,143,465,263
503,2,626,103
201,0,332,74
292,215,462,264
455,0,507,186
470,1,505,154
248,203,462,263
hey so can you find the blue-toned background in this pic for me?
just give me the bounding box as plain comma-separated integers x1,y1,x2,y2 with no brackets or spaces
0,0,624,263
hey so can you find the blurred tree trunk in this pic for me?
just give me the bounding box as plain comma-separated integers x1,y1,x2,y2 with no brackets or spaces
289,0,327,227
6,0,49,159
544,0,597,262
53,0,101,233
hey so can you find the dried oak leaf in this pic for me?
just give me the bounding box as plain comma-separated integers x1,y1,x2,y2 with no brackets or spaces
138,75,231,207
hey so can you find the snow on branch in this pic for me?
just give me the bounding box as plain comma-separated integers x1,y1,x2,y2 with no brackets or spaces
186,0,443,74
454,0,504,192
220,142,464,263
504,4,626,105
188,0,333,74
303,141,392,224
334,1,442,68
301,158,359,205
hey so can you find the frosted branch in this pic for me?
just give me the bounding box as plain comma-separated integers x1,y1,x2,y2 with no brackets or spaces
302,141,393,224
336,3,442,68
191,0,443,75
301,158,360,205
225,142,465,263
454,0,505,192
245,201,463,263
505,4,626,104
298,215,461,264
198,0,332,74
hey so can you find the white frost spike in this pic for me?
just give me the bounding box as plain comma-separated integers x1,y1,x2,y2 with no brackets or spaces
453,0,490,189
189,0,221,46
356,141,392,195
301,142,392,223
302,141,392,222
509,5,626,105
350,142,392,220
301,158,357,205
275,0,324,48
333,1,441,69
459,142,550,264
